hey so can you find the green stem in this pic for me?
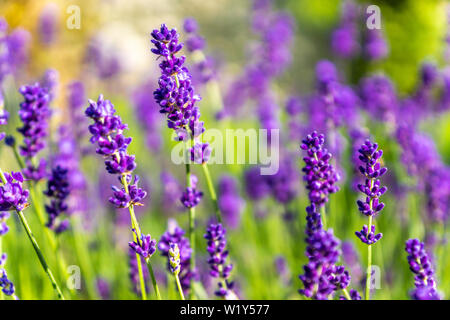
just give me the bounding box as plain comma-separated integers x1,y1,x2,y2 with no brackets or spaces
365,215,373,300
17,210,65,300
0,237,4,300
145,258,162,300
201,163,222,223
320,205,327,229
175,274,185,300
70,216,98,299
185,161,196,299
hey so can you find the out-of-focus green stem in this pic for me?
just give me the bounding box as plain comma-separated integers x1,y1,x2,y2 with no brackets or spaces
201,163,222,223
71,216,98,299
0,167,64,300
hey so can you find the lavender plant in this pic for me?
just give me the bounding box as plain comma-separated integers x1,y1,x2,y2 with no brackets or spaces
85,94,160,300
355,139,387,299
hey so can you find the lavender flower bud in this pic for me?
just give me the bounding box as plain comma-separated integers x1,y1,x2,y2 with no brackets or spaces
129,229,157,259
168,243,181,275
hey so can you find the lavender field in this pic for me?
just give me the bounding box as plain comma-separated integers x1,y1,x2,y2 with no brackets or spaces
0,0,449,301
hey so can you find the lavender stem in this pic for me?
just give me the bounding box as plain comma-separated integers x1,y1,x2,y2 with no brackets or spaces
201,163,222,223
175,274,185,300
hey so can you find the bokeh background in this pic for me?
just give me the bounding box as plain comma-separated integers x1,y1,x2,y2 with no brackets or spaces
0,0,449,300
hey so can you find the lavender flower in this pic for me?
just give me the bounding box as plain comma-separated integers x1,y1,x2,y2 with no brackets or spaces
129,229,157,259
150,23,210,159
331,0,360,58
180,174,203,209
355,225,383,245
85,94,147,209
0,171,29,212
204,223,236,299
356,139,387,217
300,131,340,207
158,222,196,291
405,238,440,300
160,172,184,213
44,165,70,234
96,278,111,300
243,167,270,201
17,83,51,181
0,20,30,81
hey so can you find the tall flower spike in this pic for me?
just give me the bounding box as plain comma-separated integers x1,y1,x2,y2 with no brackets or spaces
17,83,51,181
180,174,203,209
405,238,440,300
204,223,237,299
85,95,147,209
300,131,340,207
150,23,210,160
44,165,70,234
0,171,29,212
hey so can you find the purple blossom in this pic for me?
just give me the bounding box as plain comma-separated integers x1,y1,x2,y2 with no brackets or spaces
0,171,29,212
85,94,147,210
17,83,51,181
158,221,196,291
356,139,387,218
129,229,157,259
204,223,235,298
190,142,211,164
405,238,440,300
44,165,70,234
300,131,340,207
244,167,271,201
355,225,383,245
160,172,184,213
0,256,15,296
331,1,360,58
180,174,203,208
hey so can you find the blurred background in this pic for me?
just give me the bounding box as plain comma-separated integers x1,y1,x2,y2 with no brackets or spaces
0,0,449,300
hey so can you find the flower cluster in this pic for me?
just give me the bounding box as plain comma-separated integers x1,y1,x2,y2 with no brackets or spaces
204,223,236,299
85,94,147,209
0,171,29,212
17,83,51,181
180,174,203,209
44,165,70,234
331,0,359,58
129,229,157,259
298,227,350,300
300,131,340,207
355,139,387,245
405,238,440,300
158,223,196,291
151,24,210,162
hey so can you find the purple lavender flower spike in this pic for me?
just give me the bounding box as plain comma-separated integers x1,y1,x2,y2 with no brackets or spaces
190,142,211,164
355,225,383,245
0,261,15,296
300,131,340,207
405,238,440,300
356,139,387,219
159,222,196,292
129,229,157,259
340,289,362,300
0,171,29,212
204,223,237,299
17,83,51,181
85,94,147,210
331,0,360,58
44,165,70,234
183,18,198,34
364,29,388,60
